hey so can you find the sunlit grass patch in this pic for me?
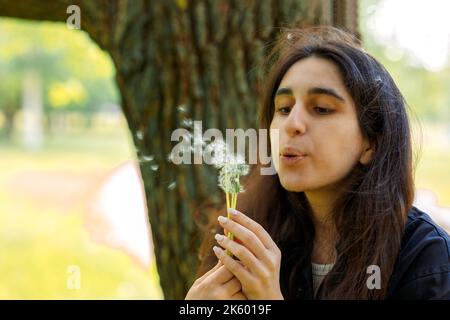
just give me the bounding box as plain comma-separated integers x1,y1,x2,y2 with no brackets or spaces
0,129,162,299
0,190,163,299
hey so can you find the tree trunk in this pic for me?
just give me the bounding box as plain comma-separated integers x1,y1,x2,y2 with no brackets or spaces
0,0,358,299
1,107,16,139
22,68,43,150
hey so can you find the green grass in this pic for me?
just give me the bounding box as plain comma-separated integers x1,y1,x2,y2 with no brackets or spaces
0,127,163,299
0,197,162,299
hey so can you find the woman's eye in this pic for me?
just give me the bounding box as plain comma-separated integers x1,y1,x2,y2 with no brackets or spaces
314,106,334,115
277,106,291,115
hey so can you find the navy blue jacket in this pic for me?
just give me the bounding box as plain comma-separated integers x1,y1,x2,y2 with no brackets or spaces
296,206,450,299
386,206,450,299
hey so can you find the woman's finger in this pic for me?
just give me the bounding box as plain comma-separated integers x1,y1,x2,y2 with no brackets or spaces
222,277,242,295
223,227,243,245
218,216,268,261
227,208,277,250
230,291,247,300
197,260,222,282
206,265,235,284
213,245,252,284
215,233,266,278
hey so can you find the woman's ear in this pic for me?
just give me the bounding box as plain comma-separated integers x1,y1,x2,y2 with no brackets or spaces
359,139,375,165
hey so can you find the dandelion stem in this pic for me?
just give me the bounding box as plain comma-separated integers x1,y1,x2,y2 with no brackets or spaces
230,193,237,241
225,192,231,253
214,148,248,258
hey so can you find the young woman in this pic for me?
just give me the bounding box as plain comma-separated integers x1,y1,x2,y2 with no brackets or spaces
185,26,450,300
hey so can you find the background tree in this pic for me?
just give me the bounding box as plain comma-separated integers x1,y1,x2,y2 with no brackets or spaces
0,19,118,139
0,0,358,299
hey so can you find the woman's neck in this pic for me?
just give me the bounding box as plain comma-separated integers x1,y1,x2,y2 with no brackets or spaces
305,189,335,228
305,190,338,264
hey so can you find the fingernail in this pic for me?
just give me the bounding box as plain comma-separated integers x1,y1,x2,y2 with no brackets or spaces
214,234,224,242
227,208,238,216
213,246,221,254
218,216,227,223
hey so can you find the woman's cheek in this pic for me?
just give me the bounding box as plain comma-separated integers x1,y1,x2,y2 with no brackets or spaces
316,153,355,187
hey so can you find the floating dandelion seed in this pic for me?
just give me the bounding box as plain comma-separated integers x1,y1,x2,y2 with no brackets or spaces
139,155,154,163
193,131,206,149
136,130,144,140
181,118,193,128
167,181,177,190
150,164,159,171
177,104,187,113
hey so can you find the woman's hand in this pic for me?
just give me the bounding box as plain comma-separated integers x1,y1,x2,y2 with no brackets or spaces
185,260,247,300
213,208,284,300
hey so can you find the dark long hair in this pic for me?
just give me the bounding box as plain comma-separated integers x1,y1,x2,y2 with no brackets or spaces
196,26,415,300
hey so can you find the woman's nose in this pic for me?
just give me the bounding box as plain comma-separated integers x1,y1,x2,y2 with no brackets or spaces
284,104,306,137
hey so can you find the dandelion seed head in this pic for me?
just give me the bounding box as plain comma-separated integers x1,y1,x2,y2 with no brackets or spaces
169,122,249,194
217,153,249,194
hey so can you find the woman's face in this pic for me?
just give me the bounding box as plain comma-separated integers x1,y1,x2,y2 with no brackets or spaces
270,56,372,193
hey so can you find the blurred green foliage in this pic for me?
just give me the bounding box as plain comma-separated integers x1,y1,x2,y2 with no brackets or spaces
0,18,119,125
360,0,450,122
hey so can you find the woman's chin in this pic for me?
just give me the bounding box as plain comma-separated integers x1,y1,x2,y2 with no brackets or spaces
279,176,308,192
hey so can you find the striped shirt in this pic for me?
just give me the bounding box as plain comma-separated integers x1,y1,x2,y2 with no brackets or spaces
311,263,334,297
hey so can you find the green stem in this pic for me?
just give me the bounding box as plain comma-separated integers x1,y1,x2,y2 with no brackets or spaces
225,192,238,257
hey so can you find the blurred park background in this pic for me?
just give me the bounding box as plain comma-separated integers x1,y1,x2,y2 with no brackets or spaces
0,0,449,299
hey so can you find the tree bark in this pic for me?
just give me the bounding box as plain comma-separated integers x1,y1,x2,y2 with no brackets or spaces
0,0,358,299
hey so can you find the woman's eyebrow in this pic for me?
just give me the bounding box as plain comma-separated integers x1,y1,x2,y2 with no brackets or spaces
274,87,293,97
275,86,345,102
307,87,345,102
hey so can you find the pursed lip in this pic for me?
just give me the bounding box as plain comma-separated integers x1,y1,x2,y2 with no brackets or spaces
280,147,307,157
279,147,307,166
